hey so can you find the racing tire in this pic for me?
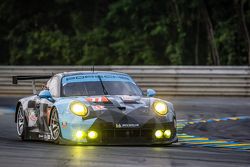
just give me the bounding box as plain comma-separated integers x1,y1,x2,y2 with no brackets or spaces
49,108,62,144
16,105,28,140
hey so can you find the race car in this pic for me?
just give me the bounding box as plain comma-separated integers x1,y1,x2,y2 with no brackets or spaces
13,71,177,145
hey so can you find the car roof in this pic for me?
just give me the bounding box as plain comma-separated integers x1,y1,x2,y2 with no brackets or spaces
57,71,130,77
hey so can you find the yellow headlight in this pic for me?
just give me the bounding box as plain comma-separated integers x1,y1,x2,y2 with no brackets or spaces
88,131,98,139
153,101,168,115
70,101,88,117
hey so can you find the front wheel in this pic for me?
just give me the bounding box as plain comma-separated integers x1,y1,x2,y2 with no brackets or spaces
49,108,61,144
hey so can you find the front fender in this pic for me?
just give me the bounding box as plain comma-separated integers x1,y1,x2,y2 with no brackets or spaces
53,99,96,142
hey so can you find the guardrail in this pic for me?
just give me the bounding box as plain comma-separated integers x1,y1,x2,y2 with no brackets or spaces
0,66,249,96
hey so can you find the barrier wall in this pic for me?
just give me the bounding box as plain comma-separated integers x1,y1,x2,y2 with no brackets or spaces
0,66,249,96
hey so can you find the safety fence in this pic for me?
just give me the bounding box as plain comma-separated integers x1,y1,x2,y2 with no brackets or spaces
0,66,249,96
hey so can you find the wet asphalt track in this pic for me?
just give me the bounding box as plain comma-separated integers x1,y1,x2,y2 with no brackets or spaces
0,97,250,167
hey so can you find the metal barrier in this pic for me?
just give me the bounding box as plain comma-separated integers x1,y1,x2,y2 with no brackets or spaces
0,66,249,96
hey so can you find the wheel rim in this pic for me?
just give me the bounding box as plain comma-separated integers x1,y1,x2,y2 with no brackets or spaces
50,109,60,140
17,106,24,136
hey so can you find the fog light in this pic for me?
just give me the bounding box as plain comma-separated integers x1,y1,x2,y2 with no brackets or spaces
88,131,98,139
164,130,171,138
76,131,84,139
155,130,163,139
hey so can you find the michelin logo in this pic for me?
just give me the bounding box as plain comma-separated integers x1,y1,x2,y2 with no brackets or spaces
115,123,140,128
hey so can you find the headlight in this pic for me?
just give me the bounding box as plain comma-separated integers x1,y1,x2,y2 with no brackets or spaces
153,101,168,116
70,101,89,117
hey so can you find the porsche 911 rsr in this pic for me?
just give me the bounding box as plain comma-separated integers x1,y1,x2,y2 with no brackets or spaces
14,71,177,145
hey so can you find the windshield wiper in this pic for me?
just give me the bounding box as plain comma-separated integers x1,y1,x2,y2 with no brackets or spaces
97,75,109,95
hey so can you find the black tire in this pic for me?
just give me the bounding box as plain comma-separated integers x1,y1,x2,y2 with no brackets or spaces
16,105,28,140
49,108,62,144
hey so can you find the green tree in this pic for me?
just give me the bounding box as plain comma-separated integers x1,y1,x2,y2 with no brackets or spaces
0,0,250,65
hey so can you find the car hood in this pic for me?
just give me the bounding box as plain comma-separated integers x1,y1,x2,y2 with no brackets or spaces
55,95,173,113
54,95,174,128
57,95,149,110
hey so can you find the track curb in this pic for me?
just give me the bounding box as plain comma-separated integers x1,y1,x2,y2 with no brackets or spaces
177,116,250,152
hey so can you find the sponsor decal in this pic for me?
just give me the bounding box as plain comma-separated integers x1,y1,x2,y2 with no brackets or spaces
38,134,51,140
28,109,38,127
62,121,67,128
85,96,109,103
29,114,37,121
62,74,135,86
115,123,140,128
65,75,131,81
91,105,106,111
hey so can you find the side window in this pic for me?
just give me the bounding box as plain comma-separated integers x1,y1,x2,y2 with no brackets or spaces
48,77,59,97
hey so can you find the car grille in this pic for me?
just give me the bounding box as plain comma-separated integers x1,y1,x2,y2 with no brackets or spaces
101,129,153,143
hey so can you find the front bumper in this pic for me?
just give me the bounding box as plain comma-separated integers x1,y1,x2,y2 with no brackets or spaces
60,120,177,145
58,106,177,145
60,135,178,145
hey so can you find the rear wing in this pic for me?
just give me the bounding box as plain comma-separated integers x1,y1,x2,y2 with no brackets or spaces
12,75,52,94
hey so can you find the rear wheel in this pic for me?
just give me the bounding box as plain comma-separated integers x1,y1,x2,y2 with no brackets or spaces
50,108,61,144
16,105,27,140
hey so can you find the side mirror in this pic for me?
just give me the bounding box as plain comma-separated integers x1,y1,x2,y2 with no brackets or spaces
39,90,52,99
147,89,156,97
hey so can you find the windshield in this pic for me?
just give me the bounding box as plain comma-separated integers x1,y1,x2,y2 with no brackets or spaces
62,81,142,96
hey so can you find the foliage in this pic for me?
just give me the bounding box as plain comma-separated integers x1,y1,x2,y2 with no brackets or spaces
0,0,250,65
